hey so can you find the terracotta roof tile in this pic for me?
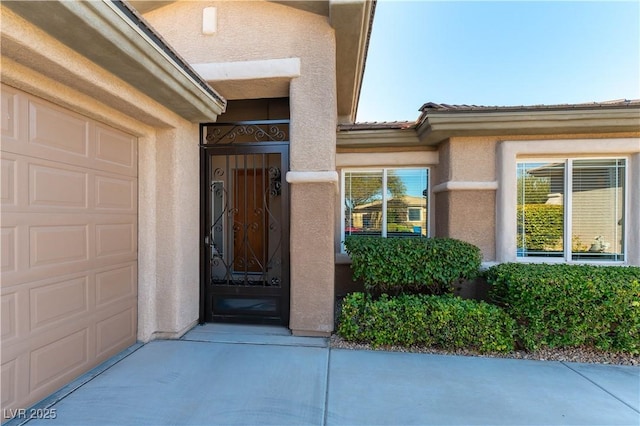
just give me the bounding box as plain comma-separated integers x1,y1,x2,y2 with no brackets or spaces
419,99,640,113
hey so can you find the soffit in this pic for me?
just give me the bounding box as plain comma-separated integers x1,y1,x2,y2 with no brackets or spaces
128,1,175,14
271,1,330,16
131,1,330,16
3,0,225,122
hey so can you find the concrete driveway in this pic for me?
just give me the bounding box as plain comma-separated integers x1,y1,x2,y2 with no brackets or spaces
6,324,639,426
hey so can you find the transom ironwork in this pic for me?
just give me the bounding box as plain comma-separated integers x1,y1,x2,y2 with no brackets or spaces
201,120,289,145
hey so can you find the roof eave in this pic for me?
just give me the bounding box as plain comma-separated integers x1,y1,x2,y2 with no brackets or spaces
330,0,376,124
416,108,640,145
3,0,225,122
337,127,421,149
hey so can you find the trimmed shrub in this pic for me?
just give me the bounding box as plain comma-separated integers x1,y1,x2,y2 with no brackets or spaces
338,292,515,353
486,263,640,353
517,204,563,251
344,236,482,295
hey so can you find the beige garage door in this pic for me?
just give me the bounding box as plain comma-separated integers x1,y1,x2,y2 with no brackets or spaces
1,84,137,412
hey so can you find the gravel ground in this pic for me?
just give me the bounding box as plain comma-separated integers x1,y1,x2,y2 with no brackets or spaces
329,335,640,366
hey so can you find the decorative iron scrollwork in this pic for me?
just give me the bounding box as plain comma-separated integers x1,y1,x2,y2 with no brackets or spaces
207,153,284,289
269,167,281,196
204,122,288,145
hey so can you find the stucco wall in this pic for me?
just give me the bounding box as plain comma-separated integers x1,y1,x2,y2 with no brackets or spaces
153,125,201,338
445,190,496,261
144,1,337,171
145,1,339,335
436,132,640,265
289,182,336,335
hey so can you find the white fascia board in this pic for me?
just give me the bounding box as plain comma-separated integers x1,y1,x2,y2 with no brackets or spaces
192,58,301,82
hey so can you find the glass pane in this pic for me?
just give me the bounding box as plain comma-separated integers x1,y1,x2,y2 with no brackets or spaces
571,159,625,262
344,171,383,236
516,162,565,257
386,169,428,237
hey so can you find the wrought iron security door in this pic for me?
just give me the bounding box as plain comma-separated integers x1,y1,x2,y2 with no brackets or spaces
200,121,290,325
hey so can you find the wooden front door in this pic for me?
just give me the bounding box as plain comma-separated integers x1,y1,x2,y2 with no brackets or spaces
233,169,269,272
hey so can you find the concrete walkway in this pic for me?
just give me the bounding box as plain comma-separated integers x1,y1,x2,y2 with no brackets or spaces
9,324,639,426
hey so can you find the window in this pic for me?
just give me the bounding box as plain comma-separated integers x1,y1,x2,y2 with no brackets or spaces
342,168,429,247
407,207,422,222
517,158,626,262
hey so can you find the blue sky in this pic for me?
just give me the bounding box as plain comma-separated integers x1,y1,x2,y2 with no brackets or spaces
356,1,640,122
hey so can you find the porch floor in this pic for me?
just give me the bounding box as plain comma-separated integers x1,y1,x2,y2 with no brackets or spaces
11,324,640,425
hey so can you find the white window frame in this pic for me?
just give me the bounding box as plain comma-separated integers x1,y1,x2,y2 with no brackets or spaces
516,157,628,265
407,207,422,222
340,167,430,253
498,139,640,266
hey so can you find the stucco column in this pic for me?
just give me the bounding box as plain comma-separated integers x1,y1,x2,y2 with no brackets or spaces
151,124,201,339
287,55,337,335
287,177,338,336
137,133,158,342
433,139,499,262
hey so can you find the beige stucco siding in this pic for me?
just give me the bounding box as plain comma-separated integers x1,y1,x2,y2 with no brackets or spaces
144,1,339,335
446,138,496,182
144,0,338,171
445,132,639,180
289,182,336,336
436,133,640,265
434,190,496,261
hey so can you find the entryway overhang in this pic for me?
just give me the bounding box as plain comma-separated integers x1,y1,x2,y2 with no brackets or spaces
2,0,226,122
130,0,375,124
191,58,301,101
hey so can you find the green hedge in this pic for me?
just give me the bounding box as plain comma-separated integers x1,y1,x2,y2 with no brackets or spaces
344,236,481,295
517,204,563,251
486,263,640,353
338,292,515,353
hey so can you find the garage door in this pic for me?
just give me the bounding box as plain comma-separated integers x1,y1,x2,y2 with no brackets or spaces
1,84,138,413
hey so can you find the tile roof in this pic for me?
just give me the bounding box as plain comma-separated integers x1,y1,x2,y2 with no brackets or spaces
419,99,640,113
338,121,415,131
340,100,639,132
